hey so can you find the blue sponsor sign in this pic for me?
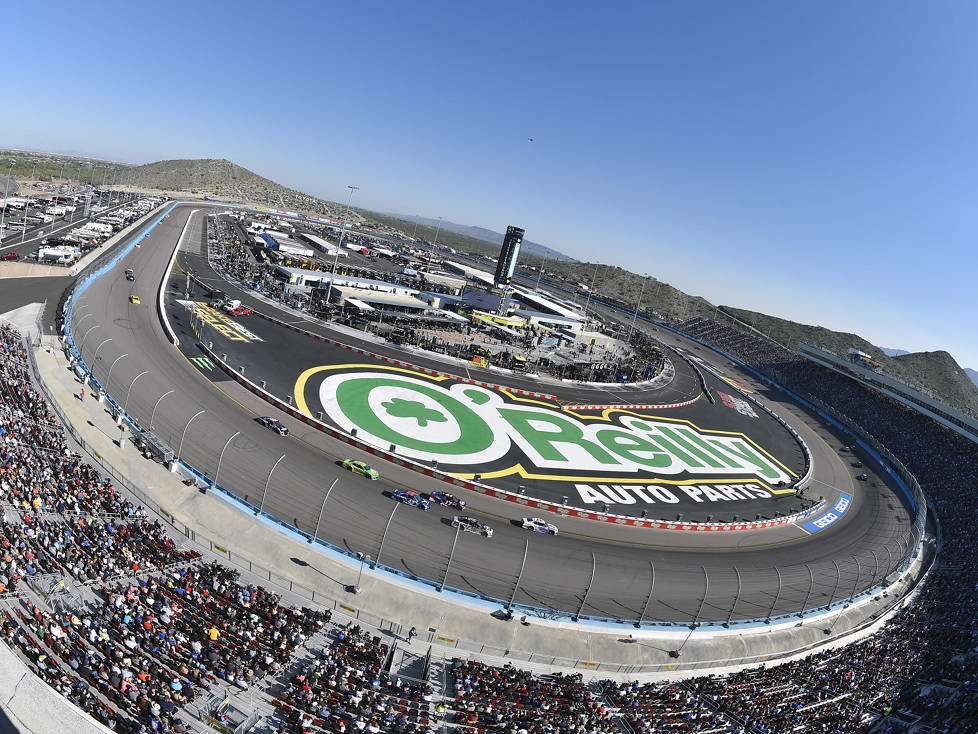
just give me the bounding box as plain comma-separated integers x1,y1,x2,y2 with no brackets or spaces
802,492,852,533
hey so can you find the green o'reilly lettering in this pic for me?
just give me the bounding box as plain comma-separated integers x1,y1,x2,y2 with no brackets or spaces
335,376,494,455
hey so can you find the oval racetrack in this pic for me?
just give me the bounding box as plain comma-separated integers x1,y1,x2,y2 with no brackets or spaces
68,203,914,623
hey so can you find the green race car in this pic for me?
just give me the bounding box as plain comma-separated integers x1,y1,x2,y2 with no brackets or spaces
342,459,379,480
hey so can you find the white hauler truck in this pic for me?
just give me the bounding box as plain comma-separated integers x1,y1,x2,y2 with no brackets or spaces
38,246,80,264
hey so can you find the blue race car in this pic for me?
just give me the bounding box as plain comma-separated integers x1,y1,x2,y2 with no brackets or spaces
392,489,431,511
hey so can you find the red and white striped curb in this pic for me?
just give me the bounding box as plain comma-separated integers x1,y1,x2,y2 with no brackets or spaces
561,397,700,412
198,341,803,532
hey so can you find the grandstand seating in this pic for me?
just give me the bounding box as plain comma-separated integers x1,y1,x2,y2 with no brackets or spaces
2,312,978,732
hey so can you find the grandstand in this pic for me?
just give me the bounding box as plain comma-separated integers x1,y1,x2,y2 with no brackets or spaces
1,308,977,732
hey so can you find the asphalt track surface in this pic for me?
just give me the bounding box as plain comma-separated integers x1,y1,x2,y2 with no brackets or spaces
67,204,914,623
164,275,807,520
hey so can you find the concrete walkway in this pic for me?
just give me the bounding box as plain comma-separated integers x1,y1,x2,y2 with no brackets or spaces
31,331,930,676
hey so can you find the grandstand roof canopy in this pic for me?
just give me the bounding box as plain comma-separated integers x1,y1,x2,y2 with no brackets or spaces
511,287,585,322
335,286,432,311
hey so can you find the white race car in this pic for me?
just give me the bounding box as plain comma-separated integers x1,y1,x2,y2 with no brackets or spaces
452,516,493,538
521,517,558,535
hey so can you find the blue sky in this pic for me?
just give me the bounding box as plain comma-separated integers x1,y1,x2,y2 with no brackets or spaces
4,1,977,366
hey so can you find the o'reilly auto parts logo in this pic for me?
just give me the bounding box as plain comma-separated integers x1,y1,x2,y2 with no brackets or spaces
295,367,794,487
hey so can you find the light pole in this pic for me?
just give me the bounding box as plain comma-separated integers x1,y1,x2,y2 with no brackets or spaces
20,160,37,243
431,216,443,250
150,389,175,431
106,352,128,386
324,185,358,309
373,502,398,568
92,337,113,364
626,275,649,344
309,478,338,543
0,159,14,243
122,370,148,416
582,263,599,330
176,409,205,462
79,323,101,355
256,453,285,515
212,430,240,492
352,552,370,594
69,163,83,223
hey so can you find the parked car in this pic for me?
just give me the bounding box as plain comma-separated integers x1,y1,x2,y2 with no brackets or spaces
0,253,19,261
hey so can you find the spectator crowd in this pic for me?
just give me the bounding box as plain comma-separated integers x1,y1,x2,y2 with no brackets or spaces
1,298,977,734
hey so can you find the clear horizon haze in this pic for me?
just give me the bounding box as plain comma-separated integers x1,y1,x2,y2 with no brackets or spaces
2,1,977,368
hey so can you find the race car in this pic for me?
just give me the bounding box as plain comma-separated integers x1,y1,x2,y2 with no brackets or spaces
452,516,493,538
429,491,466,510
856,473,869,481
257,416,289,435
128,295,140,304
125,269,135,281
231,306,252,316
342,459,379,480
521,517,558,535
392,489,430,511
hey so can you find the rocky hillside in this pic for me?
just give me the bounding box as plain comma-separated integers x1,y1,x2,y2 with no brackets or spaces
125,159,357,220
720,306,978,417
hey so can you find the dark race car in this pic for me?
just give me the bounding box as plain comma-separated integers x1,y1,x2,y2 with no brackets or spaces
452,515,493,538
429,491,466,510
392,490,431,511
